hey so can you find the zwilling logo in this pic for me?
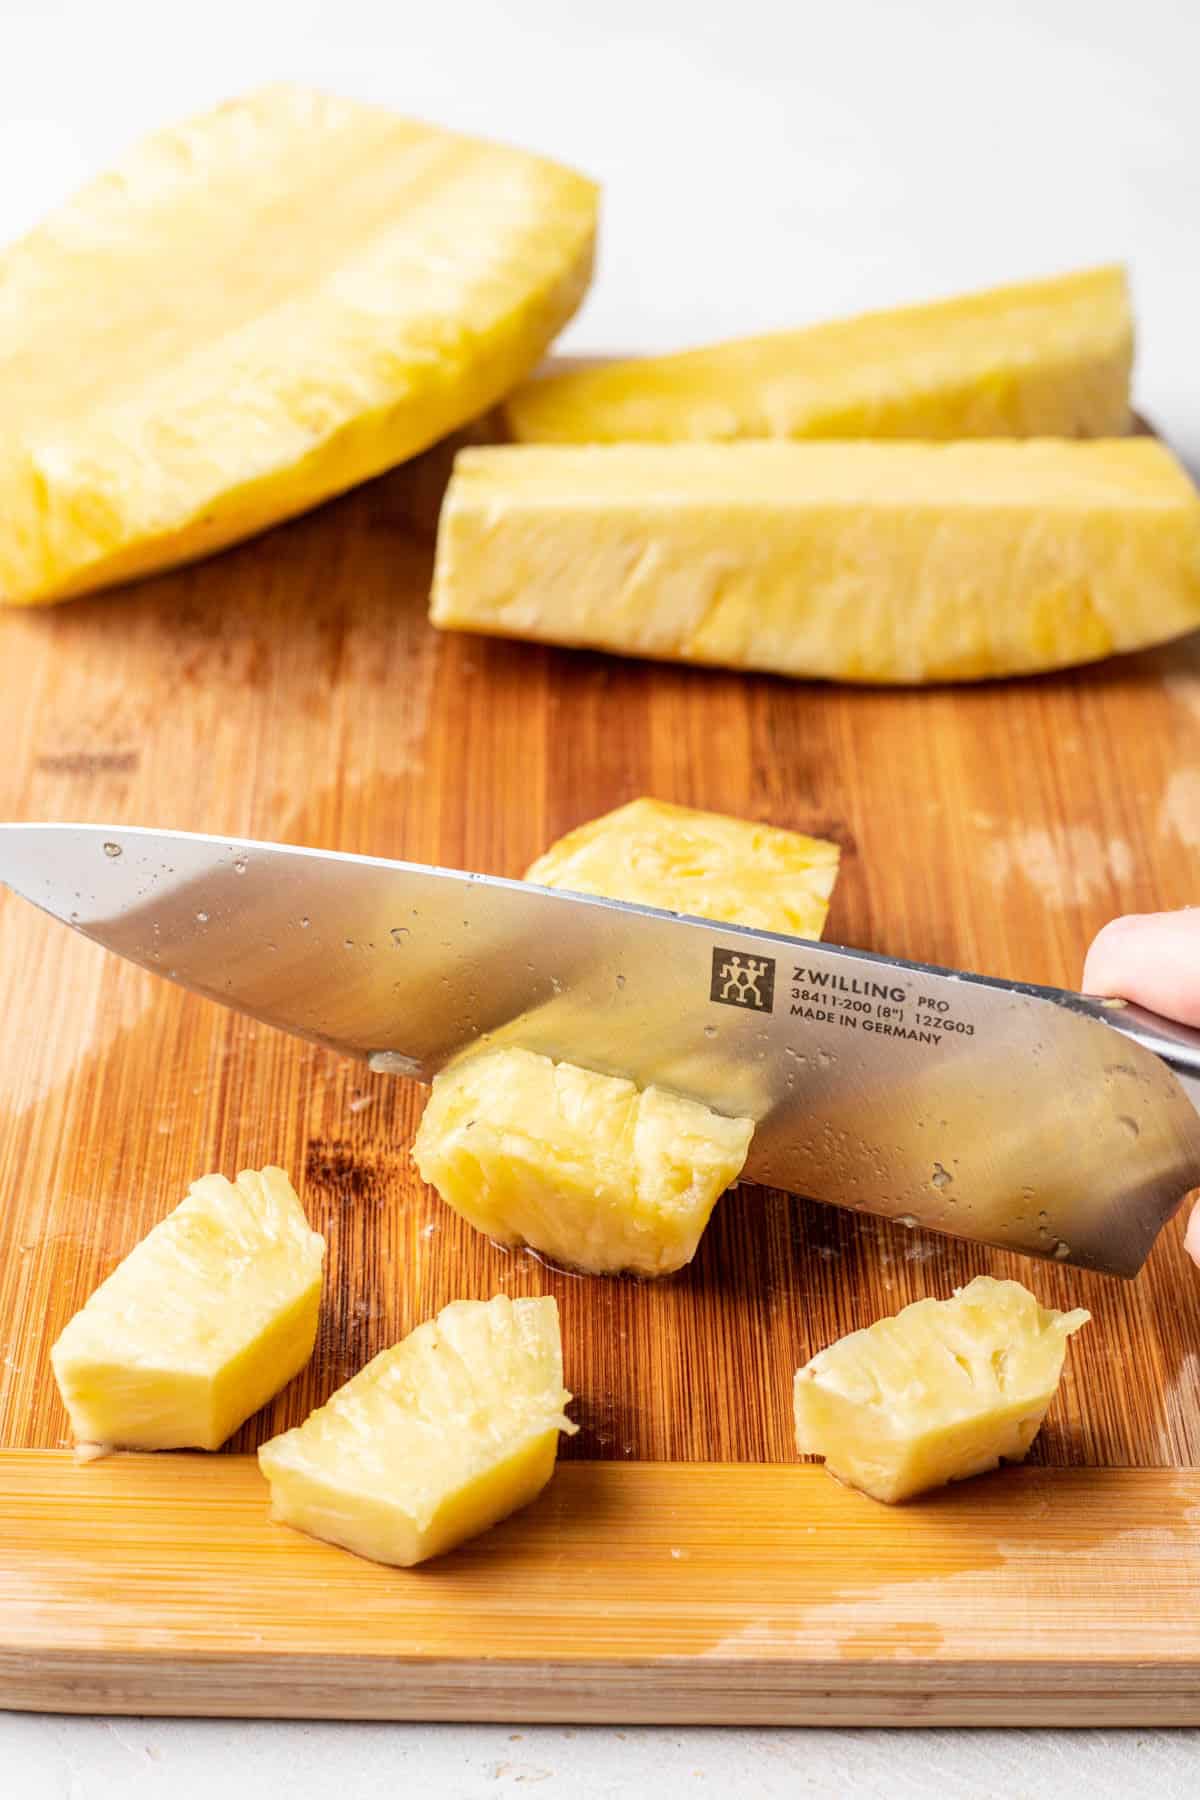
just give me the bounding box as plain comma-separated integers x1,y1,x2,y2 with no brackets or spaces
710,948,776,1014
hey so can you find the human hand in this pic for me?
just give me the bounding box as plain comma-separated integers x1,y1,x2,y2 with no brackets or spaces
1083,909,1200,1265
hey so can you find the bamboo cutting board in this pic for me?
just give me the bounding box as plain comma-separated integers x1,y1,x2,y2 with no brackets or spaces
2,425,1200,1724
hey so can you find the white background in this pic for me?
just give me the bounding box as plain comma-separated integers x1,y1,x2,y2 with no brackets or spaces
2,0,1199,1791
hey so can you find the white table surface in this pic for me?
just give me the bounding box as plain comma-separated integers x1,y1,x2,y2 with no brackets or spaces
3,0,1199,1791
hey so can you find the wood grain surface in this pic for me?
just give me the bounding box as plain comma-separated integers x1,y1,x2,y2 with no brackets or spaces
5,1453,1200,1724
1,432,1199,1720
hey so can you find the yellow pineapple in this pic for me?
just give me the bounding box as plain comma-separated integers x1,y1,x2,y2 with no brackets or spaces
50,1168,325,1452
430,439,1200,683
793,1276,1090,1503
1,84,597,605
412,1047,753,1276
525,797,838,939
258,1295,573,1567
505,264,1131,443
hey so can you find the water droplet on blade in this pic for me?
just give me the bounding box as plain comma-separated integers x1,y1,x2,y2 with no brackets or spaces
703,1024,717,1039
390,927,410,946
233,858,247,875
102,842,122,858
195,911,209,924
299,917,311,929
930,1162,953,1191
615,973,626,990
1117,1115,1140,1139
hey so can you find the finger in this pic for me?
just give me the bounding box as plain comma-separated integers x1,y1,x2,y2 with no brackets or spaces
1184,1195,1200,1268
1082,909,1200,1027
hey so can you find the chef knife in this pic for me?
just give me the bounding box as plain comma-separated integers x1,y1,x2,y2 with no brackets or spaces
2,822,1198,1278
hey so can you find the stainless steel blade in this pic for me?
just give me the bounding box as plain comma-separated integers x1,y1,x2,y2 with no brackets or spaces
3,821,1199,1277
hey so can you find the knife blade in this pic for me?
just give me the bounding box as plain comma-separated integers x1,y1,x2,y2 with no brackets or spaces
2,821,1198,1278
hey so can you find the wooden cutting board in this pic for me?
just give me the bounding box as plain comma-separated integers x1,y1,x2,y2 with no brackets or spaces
2,427,1200,1724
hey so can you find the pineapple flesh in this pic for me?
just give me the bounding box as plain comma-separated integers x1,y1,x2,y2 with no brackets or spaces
504,264,1132,444
793,1276,1090,1504
413,1047,754,1276
258,1295,574,1567
50,1168,325,1452
1,84,597,606
430,438,1200,683
525,797,839,940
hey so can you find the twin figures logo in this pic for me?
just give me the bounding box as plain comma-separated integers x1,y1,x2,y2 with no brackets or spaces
710,946,776,1014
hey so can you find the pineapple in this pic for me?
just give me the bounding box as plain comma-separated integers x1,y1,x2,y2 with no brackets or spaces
793,1276,1090,1504
430,439,1200,683
50,1168,325,1452
525,797,839,939
505,264,1131,444
413,804,789,1274
412,1047,753,1276
258,1295,574,1567
1,85,597,606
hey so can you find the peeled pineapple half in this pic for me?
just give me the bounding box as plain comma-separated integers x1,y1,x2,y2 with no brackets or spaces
431,438,1200,683
793,1276,1090,1504
50,1168,325,1452
413,1047,753,1276
526,797,839,940
258,1295,574,1567
505,264,1132,444
1,84,597,605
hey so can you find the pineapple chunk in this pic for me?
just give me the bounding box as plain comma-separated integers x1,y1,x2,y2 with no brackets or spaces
1,84,597,606
413,1047,753,1276
793,1276,1090,1504
258,1295,573,1567
525,797,838,939
50,1168,325,1452
430,439,1200,683
414,806,779,1274
505,265,1132,444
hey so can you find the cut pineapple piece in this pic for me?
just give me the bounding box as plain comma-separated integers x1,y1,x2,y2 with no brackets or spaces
430,439,1200,684
413,1046,753,1275
50,1167,325,1452
414,808,775,1274
1,84,597,606
258,1295,573,1567
793,1276,1090,1504
505,265,1132,444
525,797,838,939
